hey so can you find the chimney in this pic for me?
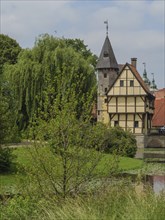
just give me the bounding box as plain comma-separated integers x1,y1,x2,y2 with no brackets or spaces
131,58,137,69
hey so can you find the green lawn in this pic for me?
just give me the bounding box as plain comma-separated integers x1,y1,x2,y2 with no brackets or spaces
0,146,143,194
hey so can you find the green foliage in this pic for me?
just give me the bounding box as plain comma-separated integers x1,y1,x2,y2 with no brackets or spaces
104,126,137,157
0,147,16,173
22,108,115,199
4,34,97,130
1,180,165,220
0,34,21,143
0,74,20,144
0,78,18,173
65,38,98,66
0,196,39,220
0,146,143,193
0,34,21,74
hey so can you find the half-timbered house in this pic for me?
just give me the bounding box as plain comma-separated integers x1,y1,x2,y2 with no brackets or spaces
96,35,155,135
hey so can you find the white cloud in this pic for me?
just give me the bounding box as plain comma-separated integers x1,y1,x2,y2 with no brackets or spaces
1,0,75,46
1,0,164,88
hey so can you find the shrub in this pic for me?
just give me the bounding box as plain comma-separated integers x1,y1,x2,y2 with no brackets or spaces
0,146,16,173
104,126,137,158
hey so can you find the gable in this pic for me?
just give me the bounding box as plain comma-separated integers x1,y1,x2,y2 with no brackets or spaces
108,65,147,96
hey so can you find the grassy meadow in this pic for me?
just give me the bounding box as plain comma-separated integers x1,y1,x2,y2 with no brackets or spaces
0,145,143,194
0,145,165,220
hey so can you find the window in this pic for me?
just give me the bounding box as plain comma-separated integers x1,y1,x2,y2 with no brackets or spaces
103,51,109,57
120,80,124,87
130,80,134,87
104,98,107,103
105,87,108,93
104,73,107,78
98,110,100,115
134,121,139,128
114,121,119,127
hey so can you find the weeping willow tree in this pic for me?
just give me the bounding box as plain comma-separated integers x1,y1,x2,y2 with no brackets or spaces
4,34,97,130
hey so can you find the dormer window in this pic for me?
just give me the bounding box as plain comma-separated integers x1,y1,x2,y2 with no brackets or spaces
103,51,109,57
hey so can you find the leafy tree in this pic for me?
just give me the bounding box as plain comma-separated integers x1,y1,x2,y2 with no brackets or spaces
0,74,20,144
4,34,97,130
0,74,19,173
0,34,21,74
0,34,21,143
103,126,137,158
65,38,98,66
21,96,117,199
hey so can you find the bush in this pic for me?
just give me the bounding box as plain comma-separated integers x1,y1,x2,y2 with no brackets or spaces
104,126,137,158
0,146,16,173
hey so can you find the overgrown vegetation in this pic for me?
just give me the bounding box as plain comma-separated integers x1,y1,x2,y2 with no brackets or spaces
0,147,16,173
1,180,165,220
103,126,137,157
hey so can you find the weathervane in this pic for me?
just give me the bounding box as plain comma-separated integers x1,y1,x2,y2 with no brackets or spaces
151,72,155,80
104,20,108,36
143,62,146,70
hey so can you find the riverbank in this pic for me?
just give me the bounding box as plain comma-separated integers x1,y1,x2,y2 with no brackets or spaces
1,177,165,220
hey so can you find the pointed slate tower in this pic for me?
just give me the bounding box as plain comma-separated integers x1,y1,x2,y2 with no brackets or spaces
96,36,119,70
96,25,119,122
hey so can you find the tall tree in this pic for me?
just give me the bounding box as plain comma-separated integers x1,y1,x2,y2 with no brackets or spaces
0,35,21,141
0,73,20,144
0,34,21,74
4,34,97,130
22,99,116,199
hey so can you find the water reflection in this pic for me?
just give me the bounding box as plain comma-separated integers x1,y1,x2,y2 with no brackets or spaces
122,173,165,194
146,175,165,194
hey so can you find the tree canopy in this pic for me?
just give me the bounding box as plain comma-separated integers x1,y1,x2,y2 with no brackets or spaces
4,34,97,130
0,34,21,74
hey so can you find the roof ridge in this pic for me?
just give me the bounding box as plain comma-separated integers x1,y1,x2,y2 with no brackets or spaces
128,64,154,97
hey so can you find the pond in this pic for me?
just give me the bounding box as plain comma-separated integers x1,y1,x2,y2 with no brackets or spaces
122,173,165,194
146,175,165,194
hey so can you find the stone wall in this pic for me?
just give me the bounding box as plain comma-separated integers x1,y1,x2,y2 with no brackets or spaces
135,135,145,148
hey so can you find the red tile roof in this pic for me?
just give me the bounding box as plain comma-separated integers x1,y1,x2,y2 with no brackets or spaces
154,88,165,99
152,88,165,127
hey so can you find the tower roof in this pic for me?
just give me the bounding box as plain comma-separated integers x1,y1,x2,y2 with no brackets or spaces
96,36,119,70
150,73,158,92
150,78,158,91
142,69,151,86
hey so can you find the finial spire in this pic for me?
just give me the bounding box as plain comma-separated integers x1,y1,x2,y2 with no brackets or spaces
104,20,108,36
151,72,154,80
150,72,157,91
142,62,151,87
143,62,146,70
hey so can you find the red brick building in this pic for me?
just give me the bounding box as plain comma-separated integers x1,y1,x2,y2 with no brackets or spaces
152,88,165,127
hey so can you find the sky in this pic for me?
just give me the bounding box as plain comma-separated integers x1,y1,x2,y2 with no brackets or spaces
1,0,165,89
